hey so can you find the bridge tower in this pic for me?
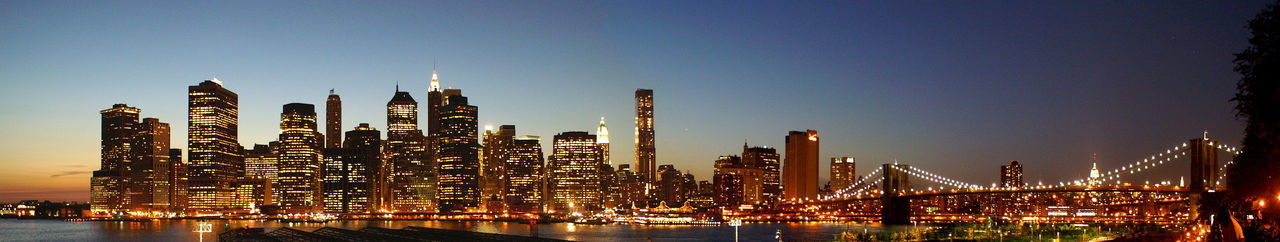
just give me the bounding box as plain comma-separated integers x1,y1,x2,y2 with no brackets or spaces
882,164,912,225
1187,137,1219,220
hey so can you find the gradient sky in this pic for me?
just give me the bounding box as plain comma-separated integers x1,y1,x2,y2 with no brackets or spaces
0,1,1270,202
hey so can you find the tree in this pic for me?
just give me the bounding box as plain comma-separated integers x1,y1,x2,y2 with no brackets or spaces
1225,0,1280,239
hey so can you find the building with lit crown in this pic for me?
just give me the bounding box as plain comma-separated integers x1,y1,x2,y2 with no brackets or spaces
783,130,819,201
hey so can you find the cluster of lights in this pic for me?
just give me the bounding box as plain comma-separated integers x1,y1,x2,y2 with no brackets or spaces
901,165,980,189
1074,143,1186,185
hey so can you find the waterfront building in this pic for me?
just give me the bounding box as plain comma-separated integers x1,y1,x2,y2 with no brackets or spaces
437,94,481,213
548,131,603,213
276,103,323,213
615,164,646,208
714,156,762,209
830,157,856,192
344,123,383,211
168,149,187,214
600,164,622,209
187,79,241,213
657,165,686,205
326,90,342,149
130,118,171,212
1000,160,1024,187
92,104,172,215
231,177,272,213
481,125,515,212
504,136,544,213
742,144,780,206
783,130,819,201
323,148,371,214
385,88,435,212
634,89,656,184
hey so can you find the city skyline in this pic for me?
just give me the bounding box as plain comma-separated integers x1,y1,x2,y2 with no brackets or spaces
1,1,1268,202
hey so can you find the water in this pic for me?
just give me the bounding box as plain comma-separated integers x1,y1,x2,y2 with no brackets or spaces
0,219,913,241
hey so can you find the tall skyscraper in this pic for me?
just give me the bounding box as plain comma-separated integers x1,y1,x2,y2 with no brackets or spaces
504,136,544,213
168,149,187,214
742,143,780,206
830,157,856,192
438,93,481,213
481,125,515,211
548,131,603,213
344,123,383,211
92,104,172,214
385,88,434,212
783,130,819,201
187,79,240,213
634,89,656,184
597,117,610,165
276,103,323,213
323,147,370,214
1000,160,1024,188
92,104,140,215
131,118,171,211
326,89,342,149
714,156,762,209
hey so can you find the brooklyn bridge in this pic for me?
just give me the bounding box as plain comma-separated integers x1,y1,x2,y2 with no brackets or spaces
772,136,1239,225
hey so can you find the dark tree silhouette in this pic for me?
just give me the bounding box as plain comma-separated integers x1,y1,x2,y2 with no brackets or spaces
1224,0,1280,240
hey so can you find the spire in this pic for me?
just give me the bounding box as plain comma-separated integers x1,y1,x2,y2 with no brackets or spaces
396,82,400,92
429,62,441,92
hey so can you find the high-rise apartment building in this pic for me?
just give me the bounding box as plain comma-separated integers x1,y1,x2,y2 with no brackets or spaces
504,136,544,213
187,80,240,213
548,131,603,213
326,90,342,149
385,89,434,212
830,157,856,192
634,89,656,184
438,94,480,213
1000,160,1024,188
481,125,515,211
783,130,819,201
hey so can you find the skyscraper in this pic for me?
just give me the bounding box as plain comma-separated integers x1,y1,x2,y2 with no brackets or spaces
742,143,780,206
713,156,762,208
277,103,323,213
504,136,544,213
344,123,383,211
481,125,515,211
385,88,434,212
131,118,171,212
323,148,370,214
634,89,656,184
243,144,279,184
783,130,819,201
656,165,686,205
326,89,342,149
438,93,481,213
168,149,187,214
92,104,140,215
187,79,240,213
1000,160,1024,188
597,117,610,165
830,157,856,192
548,131,603,213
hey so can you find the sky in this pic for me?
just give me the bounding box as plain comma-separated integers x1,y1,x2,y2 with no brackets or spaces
0,0,1271,202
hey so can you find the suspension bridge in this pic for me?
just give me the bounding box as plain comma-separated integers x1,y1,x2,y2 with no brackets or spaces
774,136,1241,225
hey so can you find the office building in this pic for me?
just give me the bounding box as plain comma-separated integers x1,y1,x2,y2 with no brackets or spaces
187,79,241,213
743,144,781,206
437,93,480,213
385,88,434,212
481,125,515,211
548,131,603,213
783,130,819,201
504,136,544,213
830,157,856,192
277,103,323,213
634,89,656,184
326,90,342,149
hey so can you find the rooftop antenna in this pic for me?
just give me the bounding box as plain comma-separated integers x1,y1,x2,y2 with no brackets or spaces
396,82,400,92
329,89,335,95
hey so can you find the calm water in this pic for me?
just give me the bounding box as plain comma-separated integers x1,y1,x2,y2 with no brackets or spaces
0,219,912,241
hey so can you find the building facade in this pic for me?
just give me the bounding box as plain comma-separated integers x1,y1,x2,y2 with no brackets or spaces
187,80,241,213
504,136,544,213
783,130,819,201
326,90,342,149
276,103,323,213
743,144,780,207
548,131,603,213
1000,160,1024,187
437,94,481,213
634,89,656,184
385,89,435,212
481,125,515,211
830,157,856,192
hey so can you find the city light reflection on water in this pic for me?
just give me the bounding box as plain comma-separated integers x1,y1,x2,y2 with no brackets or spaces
0,219,910,241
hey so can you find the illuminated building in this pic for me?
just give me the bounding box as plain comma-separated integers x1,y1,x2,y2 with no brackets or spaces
277,103,323,213
385,88,434,212
597,117,610,165
615,164,646,208
504,136,544,213
168,149,187,214
187,79,241,213
1000,160,1024,187
830,157,856,192
714,156,762,208
634,89,656,184
742,144,780,206
438,93,480,213
92,104,172,214
232,177,272,212
326,89,342,149
548,131,603,213
243,143,279,202
481,125,515,211
131,118,171,212
343,123,383,211
600,164,622,209
783,130,819,200
657,165,686,205
323,148,371,214
426,69,443,151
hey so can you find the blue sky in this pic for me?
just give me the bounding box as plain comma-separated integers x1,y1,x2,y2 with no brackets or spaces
0,0,1269,201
